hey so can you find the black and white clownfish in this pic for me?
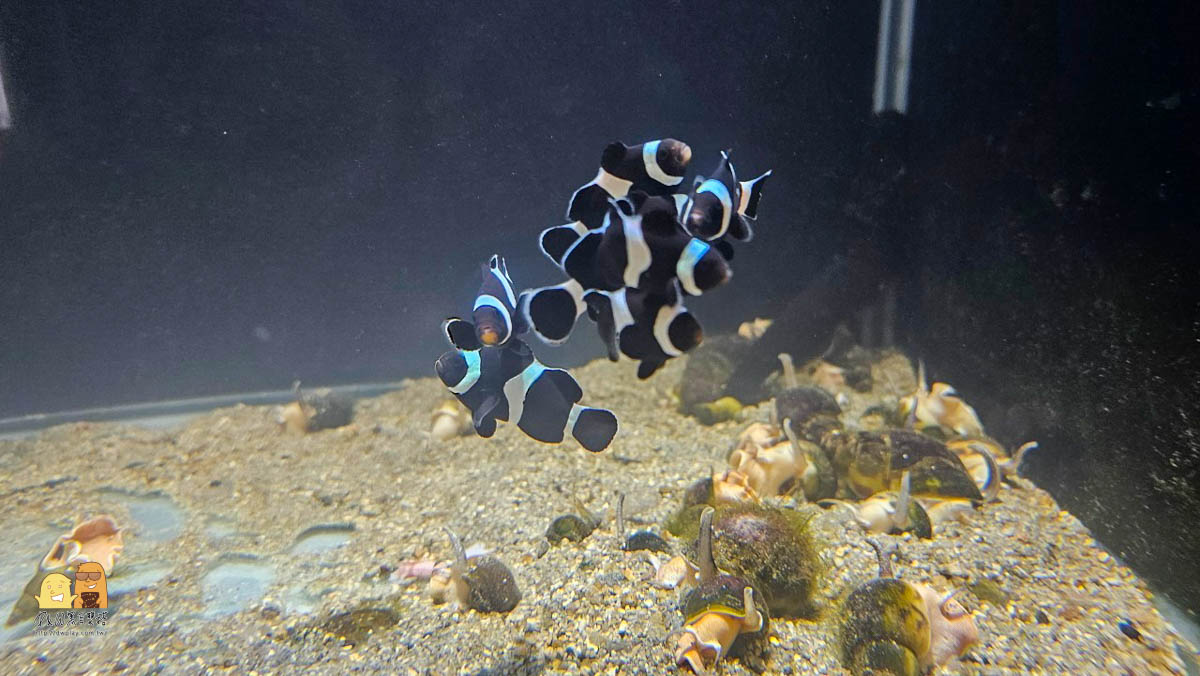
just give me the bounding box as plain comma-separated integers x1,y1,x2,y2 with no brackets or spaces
522,193,731,345
436,323,618,452
682,151,771,244
564,138,693,231
444,254,526,350
584,281,704,379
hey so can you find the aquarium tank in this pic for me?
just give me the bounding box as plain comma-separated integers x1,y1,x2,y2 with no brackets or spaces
1,2,1197,674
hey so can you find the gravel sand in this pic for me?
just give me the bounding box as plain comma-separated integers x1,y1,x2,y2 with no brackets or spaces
0,354,1196,675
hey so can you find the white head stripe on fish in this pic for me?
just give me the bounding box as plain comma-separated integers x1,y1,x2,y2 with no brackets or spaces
653,302,684,357
610,290,635,335
672,193,689,218
642,140,683,186
676,238,711,296
593,167,634,199
696,178,733,239
449,350,481,394
622,213,653,288
472,295,513,343
503,360,546,427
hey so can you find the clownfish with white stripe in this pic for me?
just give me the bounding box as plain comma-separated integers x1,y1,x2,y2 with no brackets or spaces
443,255,526,350
433,337,618,452
540,193,694,272
522,192,731,345
682,151,771,244
584,281,704,379
563,138,693,231
436,257,618,453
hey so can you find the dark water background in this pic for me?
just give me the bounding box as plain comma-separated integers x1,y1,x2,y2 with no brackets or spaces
1,2,1197,616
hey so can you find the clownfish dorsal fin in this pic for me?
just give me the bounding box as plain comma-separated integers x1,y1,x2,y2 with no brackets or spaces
738,170,772,219
600,141,628,170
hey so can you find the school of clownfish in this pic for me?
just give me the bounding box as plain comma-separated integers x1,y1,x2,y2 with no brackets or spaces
434,138,770,452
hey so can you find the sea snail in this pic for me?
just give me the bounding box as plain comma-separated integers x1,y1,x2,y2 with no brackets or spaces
675,507,768,673
444,529,520,613
839,538,978,675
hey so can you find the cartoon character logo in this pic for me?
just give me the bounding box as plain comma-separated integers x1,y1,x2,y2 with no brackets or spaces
72,562,108,609
34,572,77,609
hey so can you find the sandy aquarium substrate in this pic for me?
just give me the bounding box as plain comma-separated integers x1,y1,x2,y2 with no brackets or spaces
1,356,1197,675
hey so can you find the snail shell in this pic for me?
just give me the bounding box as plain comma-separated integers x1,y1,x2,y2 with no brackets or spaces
676,575,767,673
445,529,520,613
830,429,982,501
431,400,470,441
431,412,460,442
899,361,985,438
693,396,743,425
546,514,594,544
841,577,931,675
839,540,978,675
675,507,768,673
729,438,807,498
775,386,843,432
276,383,354,434
622,530,669,553
701,503,821,618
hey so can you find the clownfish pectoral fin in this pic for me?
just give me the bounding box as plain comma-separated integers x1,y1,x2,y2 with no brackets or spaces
442,318,481,351
584,291,621,362
474,414,497,438
738,170,772,219
636,359,666,380
539,222,589,268
568,405,618,453
523,279,587,345
473,393,502,437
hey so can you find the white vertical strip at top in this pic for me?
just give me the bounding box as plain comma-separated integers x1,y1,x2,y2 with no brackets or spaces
0,57,11,129
872,0,895,115
893,0,916,114
872,0,916,115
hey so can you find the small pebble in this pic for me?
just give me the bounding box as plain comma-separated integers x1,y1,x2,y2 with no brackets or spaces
1118,619,1142,641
